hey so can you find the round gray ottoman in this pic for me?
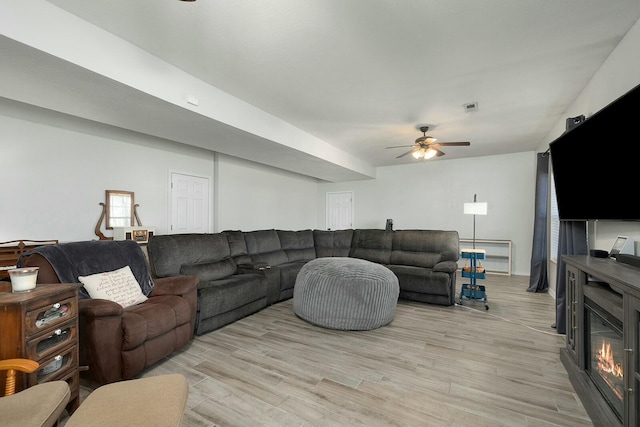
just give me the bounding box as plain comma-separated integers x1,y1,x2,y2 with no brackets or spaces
293,257,399,330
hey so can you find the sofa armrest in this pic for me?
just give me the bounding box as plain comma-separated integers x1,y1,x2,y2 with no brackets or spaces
433,260,459,274
79,298,124,317
148,276,199,297
148,276,198,340
77,298,125,384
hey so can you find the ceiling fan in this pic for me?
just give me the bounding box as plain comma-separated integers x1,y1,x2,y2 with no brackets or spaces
386,126,471,160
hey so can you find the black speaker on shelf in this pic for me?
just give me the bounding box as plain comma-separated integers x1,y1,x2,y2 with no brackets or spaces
616,254,640,269
590,249,609,258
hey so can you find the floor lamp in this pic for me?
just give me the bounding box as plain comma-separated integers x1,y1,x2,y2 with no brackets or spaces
463,194,488,249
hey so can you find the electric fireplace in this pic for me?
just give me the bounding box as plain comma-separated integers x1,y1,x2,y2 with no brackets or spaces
561,255,640,427
585,297,624,422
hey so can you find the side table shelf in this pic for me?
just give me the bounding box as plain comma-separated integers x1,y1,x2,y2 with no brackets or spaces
459,238,511,275
459,249,489,310
0,282,81,415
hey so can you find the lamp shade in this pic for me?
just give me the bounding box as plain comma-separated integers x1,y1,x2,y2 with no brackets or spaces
464,202,487,215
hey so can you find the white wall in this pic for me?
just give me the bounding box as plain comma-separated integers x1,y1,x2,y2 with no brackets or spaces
0,98,320,242
0,99,214,242
318,151,537,276
215,154,319,231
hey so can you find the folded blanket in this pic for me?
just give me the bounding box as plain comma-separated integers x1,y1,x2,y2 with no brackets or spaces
17,240,154,299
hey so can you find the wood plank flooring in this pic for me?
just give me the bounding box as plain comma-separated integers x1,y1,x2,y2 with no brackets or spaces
71,273,593,426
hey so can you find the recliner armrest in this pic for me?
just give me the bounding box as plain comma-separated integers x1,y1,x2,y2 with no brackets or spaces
149,276,199,297
79,298,124,317
433,260,459,274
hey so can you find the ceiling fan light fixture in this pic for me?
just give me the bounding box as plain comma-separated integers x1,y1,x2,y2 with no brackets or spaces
423,148,437,159
386,125,470,160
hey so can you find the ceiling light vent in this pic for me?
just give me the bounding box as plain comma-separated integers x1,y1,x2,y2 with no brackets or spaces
464,102,478,113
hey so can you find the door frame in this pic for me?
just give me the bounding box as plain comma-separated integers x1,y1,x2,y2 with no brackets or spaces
168,170,213,234
325,191,354,230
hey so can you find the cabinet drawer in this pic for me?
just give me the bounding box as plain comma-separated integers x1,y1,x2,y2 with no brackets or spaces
25,296,78,335
36,345,77,383
26,320,77,361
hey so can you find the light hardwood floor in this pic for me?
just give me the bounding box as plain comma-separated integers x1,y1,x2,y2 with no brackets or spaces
73,273,593,426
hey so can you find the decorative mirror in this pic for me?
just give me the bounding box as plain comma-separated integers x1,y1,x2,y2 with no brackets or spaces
95,190,143,240
106,190,134,229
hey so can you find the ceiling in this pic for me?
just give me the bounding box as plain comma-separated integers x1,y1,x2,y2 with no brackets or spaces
3,1,640,181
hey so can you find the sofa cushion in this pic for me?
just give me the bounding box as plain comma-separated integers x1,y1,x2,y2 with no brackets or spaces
388,265,453,297
277,261,308,293
313,229,354,258
120,295,191,350
79,266,148,308
197,274,267,319
243,230,289,266
223,230,252,265
180,257,237,281
349,229,393,265
278,229,316,262
148,233,231,278
391,230,460,265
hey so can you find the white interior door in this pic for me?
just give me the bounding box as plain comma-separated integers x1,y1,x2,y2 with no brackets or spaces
171,172,210,234
326,191,353,230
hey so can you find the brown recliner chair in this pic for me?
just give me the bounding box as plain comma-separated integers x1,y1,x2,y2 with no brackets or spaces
19,240,198,386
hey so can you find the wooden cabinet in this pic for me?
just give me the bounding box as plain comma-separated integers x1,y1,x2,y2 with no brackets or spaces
625,294,640,427
0,282,80,414
0,239,58,279
565,263,583,365
562,255,640,427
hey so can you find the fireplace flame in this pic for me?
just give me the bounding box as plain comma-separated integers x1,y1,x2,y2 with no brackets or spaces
597,340,623,379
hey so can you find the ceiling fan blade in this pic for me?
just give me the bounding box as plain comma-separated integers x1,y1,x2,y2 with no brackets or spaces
396,149,415,159
432,141,470,147
435,148,446,157
386,144,415,149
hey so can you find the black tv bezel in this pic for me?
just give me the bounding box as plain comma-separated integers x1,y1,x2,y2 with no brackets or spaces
549,82,640,222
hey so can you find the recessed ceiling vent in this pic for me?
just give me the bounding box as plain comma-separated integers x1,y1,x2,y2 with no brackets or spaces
464,102,479,113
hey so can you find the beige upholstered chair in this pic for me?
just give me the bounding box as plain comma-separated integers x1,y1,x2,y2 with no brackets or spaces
65,374,189,427
0,358,70,427
0,358,188,427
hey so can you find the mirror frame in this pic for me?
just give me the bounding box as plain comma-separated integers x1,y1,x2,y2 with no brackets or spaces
105,190,135,230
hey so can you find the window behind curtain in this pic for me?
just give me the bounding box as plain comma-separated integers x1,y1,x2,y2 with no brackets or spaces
550,169,560,262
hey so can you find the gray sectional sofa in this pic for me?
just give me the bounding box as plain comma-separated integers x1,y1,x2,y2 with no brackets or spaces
147,228,459,336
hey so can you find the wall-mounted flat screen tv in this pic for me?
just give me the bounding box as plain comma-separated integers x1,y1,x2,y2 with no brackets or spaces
549,82,640,221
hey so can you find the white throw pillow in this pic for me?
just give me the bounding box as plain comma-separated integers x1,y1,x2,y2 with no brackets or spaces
78,265,148,308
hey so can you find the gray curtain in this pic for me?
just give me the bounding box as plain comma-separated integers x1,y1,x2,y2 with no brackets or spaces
554,221,588,334
527,153,549,293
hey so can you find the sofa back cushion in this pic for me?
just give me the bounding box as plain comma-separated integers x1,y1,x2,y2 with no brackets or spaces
180,257,237,281
313,229,354,257
277,229,316,262
391,230,459,267
223,230,252,265
148,233,231,278
243,229,289,266
349,229,393,264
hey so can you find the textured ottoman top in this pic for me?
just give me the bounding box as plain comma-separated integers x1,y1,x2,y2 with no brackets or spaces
293,257,399,330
